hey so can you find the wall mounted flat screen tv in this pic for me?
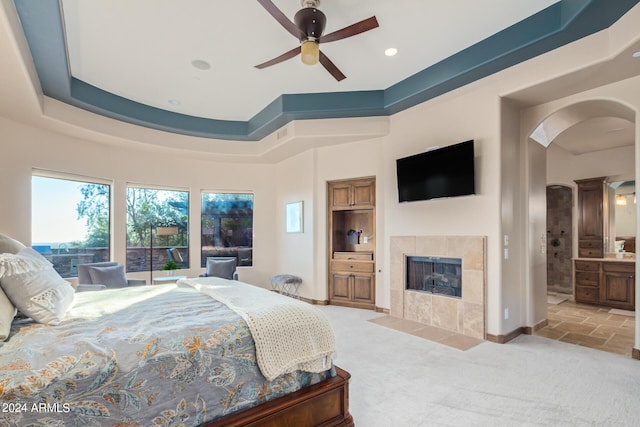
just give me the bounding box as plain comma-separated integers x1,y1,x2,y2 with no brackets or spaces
396,140,475,202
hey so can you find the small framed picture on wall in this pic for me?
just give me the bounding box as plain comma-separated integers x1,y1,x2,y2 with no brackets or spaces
286,201,303,233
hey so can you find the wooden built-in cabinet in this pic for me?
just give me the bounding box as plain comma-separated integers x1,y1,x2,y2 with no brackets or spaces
573,176,634,310
330,178,375,210
601,262,635,311
574,260,635,310
330,252,375,307
575,177,611,258
328,177,376,309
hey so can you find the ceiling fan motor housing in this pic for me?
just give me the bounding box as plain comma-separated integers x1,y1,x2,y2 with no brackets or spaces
294,7,326,41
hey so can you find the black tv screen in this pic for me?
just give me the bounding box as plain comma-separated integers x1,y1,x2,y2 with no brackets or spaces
396,140,475,202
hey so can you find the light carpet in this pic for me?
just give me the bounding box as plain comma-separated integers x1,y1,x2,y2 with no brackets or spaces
319,304,640,427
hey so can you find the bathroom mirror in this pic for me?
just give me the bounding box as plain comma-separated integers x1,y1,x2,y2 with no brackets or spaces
612,180,636,253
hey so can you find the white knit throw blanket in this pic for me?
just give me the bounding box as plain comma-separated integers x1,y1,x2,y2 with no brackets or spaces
178,277,336,381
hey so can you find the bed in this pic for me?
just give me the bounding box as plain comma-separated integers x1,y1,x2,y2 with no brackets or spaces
0,267,353,426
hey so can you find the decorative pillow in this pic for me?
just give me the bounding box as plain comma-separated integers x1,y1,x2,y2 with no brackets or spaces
87,264,128,288
206,258,236,280
0,288,17,341
0,233,26,255
0,248,75,325
0,233,25,340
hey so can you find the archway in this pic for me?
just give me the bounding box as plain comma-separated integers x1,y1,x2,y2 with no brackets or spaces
527,98,636,356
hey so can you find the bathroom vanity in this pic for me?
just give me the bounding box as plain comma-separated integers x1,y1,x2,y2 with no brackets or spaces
573,177,636,311
574,256,635,310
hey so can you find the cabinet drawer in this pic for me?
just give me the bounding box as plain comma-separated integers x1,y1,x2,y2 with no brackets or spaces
575,286,599,304
603,262,635,273
575,271,599,286
331,261,374,273
576,272,600,287
333,251,373,261
579,247,603,258
575,261,600,272
579,240,602,249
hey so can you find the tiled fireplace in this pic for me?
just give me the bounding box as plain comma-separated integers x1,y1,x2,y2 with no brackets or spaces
390,236,486,339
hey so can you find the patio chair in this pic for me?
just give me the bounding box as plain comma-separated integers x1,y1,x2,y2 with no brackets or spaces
77,261,147,291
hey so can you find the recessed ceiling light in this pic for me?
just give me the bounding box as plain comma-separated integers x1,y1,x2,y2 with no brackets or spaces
633,51,640,58
191,59,211,70
168,99,180,106
385,47,398,57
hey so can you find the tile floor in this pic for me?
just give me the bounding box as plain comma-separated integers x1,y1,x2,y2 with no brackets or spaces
535,299,636,357
368,315,483,350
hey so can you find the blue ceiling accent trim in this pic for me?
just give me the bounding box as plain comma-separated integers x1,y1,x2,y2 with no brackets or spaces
12,0,640,141
383,4,563,113
247,91,386,139
13,0,70,100
71,78,249,138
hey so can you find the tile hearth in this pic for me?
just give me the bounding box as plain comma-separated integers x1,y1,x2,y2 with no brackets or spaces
368,315,483,351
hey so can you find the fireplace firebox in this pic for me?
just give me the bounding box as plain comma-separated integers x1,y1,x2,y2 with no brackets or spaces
406,256,462,298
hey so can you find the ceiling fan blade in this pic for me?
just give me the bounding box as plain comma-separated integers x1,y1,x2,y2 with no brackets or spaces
319,51,346,81
257,0,303,39
255,46,302,69
319,16,379,44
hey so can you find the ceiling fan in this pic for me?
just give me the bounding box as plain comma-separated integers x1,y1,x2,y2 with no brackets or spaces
255,0,379,81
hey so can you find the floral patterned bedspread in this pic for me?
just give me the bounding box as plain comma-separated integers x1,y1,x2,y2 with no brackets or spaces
0,283,334,426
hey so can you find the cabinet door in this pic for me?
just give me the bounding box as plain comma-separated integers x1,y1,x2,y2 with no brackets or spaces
352,273,374,305
330,272,352,301
601,271,635,310
330,183,352,210
577,180,604,240
330,179,375,210
351,180,375,209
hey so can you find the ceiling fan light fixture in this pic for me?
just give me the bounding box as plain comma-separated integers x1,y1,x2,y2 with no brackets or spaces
301,40,319,65
294,7,326,39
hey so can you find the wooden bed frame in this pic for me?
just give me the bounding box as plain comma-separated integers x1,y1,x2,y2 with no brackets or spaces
205,366,354,427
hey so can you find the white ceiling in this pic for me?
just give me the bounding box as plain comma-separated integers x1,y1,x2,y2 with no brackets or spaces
553,117,635,155
61,0,559,121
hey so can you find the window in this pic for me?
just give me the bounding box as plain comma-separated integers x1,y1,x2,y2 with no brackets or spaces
31,173,111,278
126,187,189,273
201,193,253,267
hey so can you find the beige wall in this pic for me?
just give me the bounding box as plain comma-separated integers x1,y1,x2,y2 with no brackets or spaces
381,88,502,329
274,149,318,298
500,98,524,334
547,144,635,186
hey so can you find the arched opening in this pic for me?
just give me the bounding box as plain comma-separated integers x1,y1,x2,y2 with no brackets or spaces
528,99,636,356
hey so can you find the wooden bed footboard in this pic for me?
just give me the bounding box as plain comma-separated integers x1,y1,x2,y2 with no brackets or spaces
204,366,354,427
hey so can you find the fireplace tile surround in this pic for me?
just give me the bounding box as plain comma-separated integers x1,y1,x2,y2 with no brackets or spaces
390,236,486,340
